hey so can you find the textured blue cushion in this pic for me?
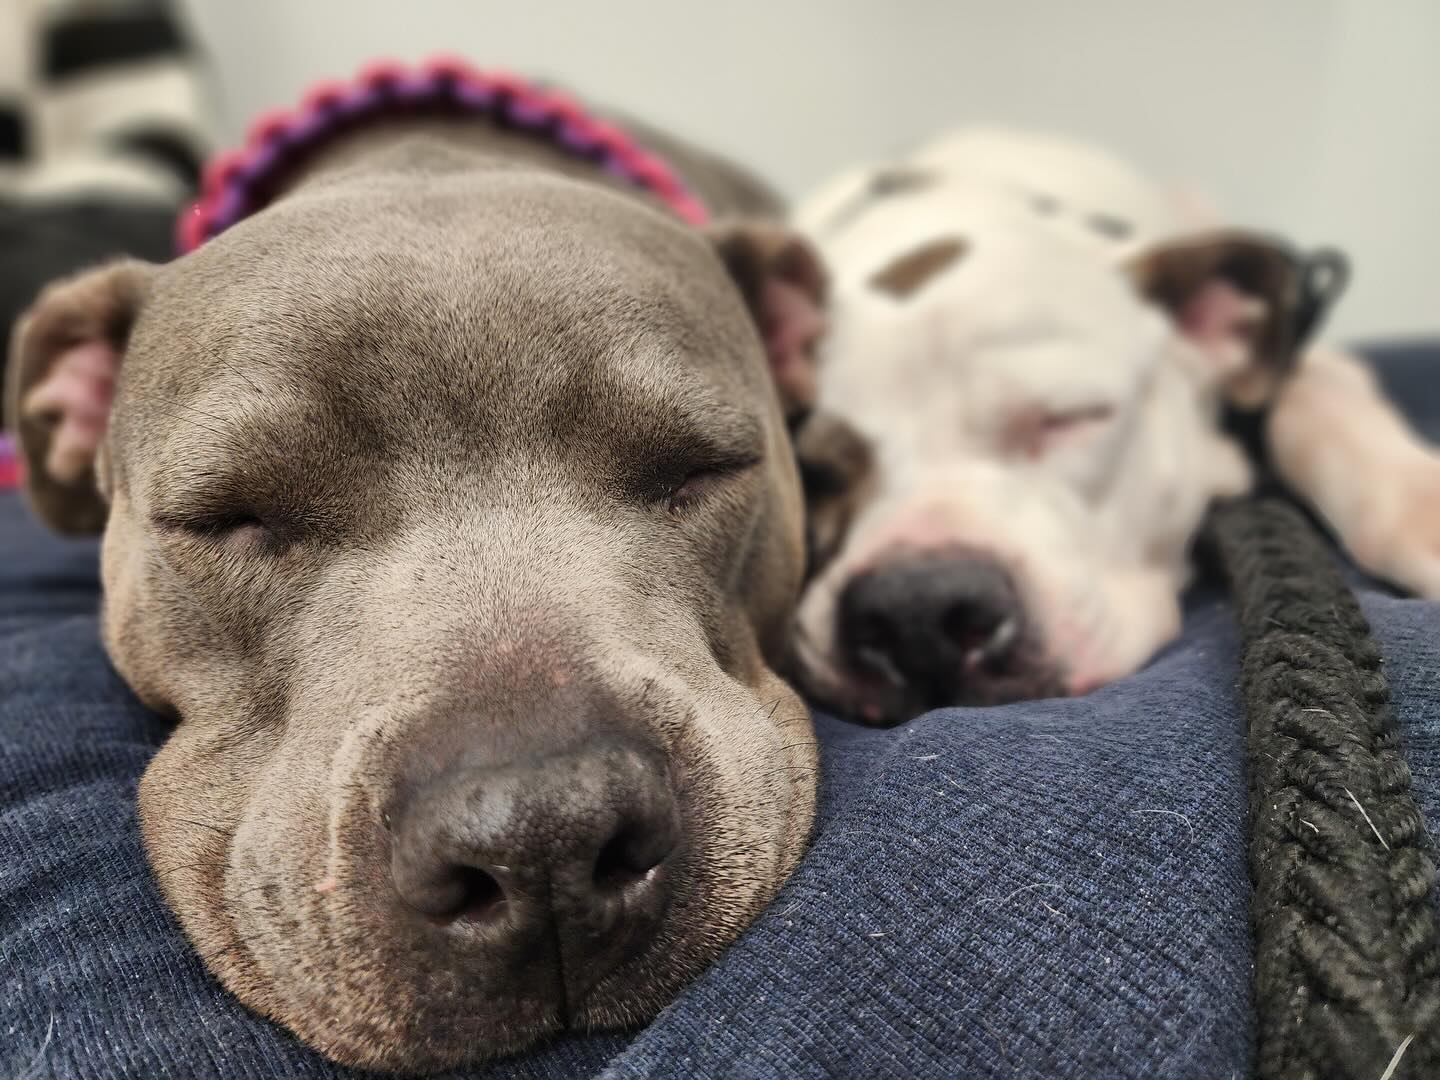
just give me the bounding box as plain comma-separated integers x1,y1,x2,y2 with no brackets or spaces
4,344,1439,1079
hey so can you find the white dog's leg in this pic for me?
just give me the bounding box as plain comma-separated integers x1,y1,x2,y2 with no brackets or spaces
1268,347,1440,597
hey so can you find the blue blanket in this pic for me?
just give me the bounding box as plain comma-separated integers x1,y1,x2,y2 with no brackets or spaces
4,344,1439,1079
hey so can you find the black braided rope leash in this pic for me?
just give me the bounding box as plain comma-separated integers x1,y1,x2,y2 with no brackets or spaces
1205,498,1440,1079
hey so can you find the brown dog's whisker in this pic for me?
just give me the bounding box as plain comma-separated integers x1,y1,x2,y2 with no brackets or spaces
212,355,268,399
752,697,783,722
118,384,245,430
768,711,816,735
173,817,232,837
161,398,237,429
150,861,222,881
142,407,234,443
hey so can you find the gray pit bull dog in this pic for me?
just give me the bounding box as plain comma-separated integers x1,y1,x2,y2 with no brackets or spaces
4,83,827,1070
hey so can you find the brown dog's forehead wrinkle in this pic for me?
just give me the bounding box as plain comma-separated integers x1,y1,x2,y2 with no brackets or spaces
542,357,767,486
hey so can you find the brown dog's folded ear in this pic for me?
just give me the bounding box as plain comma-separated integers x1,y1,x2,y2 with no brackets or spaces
1126,231,1348,407
4,259,154,534
709,222,828,424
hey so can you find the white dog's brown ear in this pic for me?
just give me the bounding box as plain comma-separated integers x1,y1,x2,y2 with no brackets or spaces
709,223,828,423
793,410,874,579
1127,231,1347,406
4,259,154,534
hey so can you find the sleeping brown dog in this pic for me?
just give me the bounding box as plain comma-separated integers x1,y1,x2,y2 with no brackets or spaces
4,69,826,1072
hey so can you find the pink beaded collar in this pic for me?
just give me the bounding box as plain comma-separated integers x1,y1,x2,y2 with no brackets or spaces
175,57,710,253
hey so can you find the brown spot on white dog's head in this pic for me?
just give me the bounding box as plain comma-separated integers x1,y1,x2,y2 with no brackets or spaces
868,236,970,300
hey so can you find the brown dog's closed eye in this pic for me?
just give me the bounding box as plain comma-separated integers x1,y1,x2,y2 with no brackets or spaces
868,236,969,300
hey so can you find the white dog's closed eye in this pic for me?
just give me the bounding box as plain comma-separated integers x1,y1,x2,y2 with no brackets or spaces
1003,402,1118,460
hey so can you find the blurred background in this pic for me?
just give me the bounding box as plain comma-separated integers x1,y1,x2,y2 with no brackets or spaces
177,0,1440,343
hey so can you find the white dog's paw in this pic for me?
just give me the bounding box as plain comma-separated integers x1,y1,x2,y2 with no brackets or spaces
1346,454,1440,599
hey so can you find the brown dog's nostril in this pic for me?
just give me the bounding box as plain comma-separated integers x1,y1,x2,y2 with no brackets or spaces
389,822,509,923
452,866,506,923
593,820,673,893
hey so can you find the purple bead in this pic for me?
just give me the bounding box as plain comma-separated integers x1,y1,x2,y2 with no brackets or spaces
555,121,599,154
285,109,332,148
212,183,247,230
602,154,635,182
506,95,552,130
453,80,497,110
392,72,439,104
337,83,388,118
236,139,284,186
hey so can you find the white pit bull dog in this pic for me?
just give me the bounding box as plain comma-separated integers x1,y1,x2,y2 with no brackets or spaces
790,128,1440,725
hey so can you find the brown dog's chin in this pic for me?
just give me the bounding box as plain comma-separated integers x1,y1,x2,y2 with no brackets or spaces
147,798,808,1073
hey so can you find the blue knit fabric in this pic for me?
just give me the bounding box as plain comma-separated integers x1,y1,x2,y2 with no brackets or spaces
4,344,1439,1079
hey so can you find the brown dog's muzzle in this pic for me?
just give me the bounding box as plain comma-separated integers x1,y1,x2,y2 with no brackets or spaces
199,660,726,1070
388,734,680,1014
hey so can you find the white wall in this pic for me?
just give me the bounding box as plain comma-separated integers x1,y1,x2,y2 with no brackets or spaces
181,0,1439,341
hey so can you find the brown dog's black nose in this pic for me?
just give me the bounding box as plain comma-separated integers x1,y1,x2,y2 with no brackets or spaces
390,738,679,1001
838,550,1024,706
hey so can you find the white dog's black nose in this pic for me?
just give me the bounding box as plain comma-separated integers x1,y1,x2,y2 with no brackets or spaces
389,737,680,1004
838,551,1023,707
